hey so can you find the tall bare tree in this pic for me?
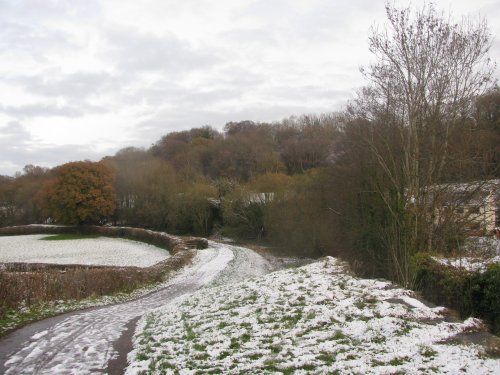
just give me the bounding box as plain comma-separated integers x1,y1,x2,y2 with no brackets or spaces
349,2,496,285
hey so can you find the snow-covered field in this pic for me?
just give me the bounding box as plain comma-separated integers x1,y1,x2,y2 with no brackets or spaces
127,257,500,374
0,234,169,267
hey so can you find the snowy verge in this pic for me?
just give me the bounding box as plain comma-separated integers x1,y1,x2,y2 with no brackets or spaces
127,257,500,374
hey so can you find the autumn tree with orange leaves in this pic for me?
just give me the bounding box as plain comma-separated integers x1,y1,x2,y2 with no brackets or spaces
39,161,117,225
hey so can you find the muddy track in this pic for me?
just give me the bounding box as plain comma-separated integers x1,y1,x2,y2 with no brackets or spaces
0,242,273,374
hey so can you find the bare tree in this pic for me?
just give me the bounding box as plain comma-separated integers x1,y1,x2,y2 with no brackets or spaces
350,2,496,285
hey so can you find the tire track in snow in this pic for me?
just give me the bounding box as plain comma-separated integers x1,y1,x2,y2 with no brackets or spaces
0,243,270,374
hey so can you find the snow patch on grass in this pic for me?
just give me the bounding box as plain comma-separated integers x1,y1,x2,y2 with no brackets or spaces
127,257,500,374
431,237,500,272
0,234,169,267
431,255,500,272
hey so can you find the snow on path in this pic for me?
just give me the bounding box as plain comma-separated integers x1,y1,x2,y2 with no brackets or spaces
0,242,270,374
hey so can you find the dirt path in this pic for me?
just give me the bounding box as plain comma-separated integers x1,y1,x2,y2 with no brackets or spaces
0,242,272,374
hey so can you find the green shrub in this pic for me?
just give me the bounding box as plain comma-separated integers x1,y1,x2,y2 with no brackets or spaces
413,253,500,335
469,263,500,334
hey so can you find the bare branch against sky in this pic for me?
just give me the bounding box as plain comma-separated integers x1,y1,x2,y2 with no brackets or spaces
0,0,498,175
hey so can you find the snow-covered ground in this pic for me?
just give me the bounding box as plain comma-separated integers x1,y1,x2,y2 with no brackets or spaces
432,236,500,272
432,255,500,272
0,242,273,374
127,257,500,375
0,234,169,267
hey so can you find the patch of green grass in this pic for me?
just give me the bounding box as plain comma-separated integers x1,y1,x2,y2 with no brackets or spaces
389,356,410,366
260,314,279,324
270,344,282,354
372,358,385,367
247,293,258,303
158,361,176,371
198,368,224,375
281,312,303,327
318,352,336,365
306,311,316,320
148,361,157,372
280,367,298,375
354,300,366,309
241,333,251,343
371,335,386,344
182,314,196,341
40,234,101,241
194,352,209,360
193,343,206,351
218,351,231,360
262,362,280,372
248,353,262,360
229,337,241,350
420,345,438,358
299,364,316,371
396,321,413,336
136,352,149,361
332,330,346,340
263,362,296,375
291,295,307,307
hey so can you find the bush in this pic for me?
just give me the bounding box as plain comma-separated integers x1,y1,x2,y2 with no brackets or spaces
469,263,500,334
413,253,500,335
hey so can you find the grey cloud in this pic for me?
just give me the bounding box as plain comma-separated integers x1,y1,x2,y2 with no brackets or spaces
1,144,115,176
132,100,346,146
220,28,280,47
215,66,266,87
266,83,350,97
0,21,76,54
0,102,105,119
235,0,380,47
104,27,221,75
119,65,266,107
0,0,101,26
0,122,114,175
130,83,245,108
7,72,116,100
0,121,31,143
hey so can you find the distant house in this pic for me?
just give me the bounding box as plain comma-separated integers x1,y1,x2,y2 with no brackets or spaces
247,192,275,205
434,180,499,234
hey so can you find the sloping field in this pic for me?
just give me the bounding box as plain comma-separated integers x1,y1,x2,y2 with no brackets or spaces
127,257,500,374
0,234,169,267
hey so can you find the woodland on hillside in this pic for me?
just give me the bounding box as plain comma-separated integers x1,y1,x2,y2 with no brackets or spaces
1,4,499,286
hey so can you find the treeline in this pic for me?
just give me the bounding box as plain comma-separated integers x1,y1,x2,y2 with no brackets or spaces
1,4,499,286
0,114,341,253
1,89,498,253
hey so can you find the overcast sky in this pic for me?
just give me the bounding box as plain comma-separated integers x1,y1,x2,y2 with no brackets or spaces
1,0,499,176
